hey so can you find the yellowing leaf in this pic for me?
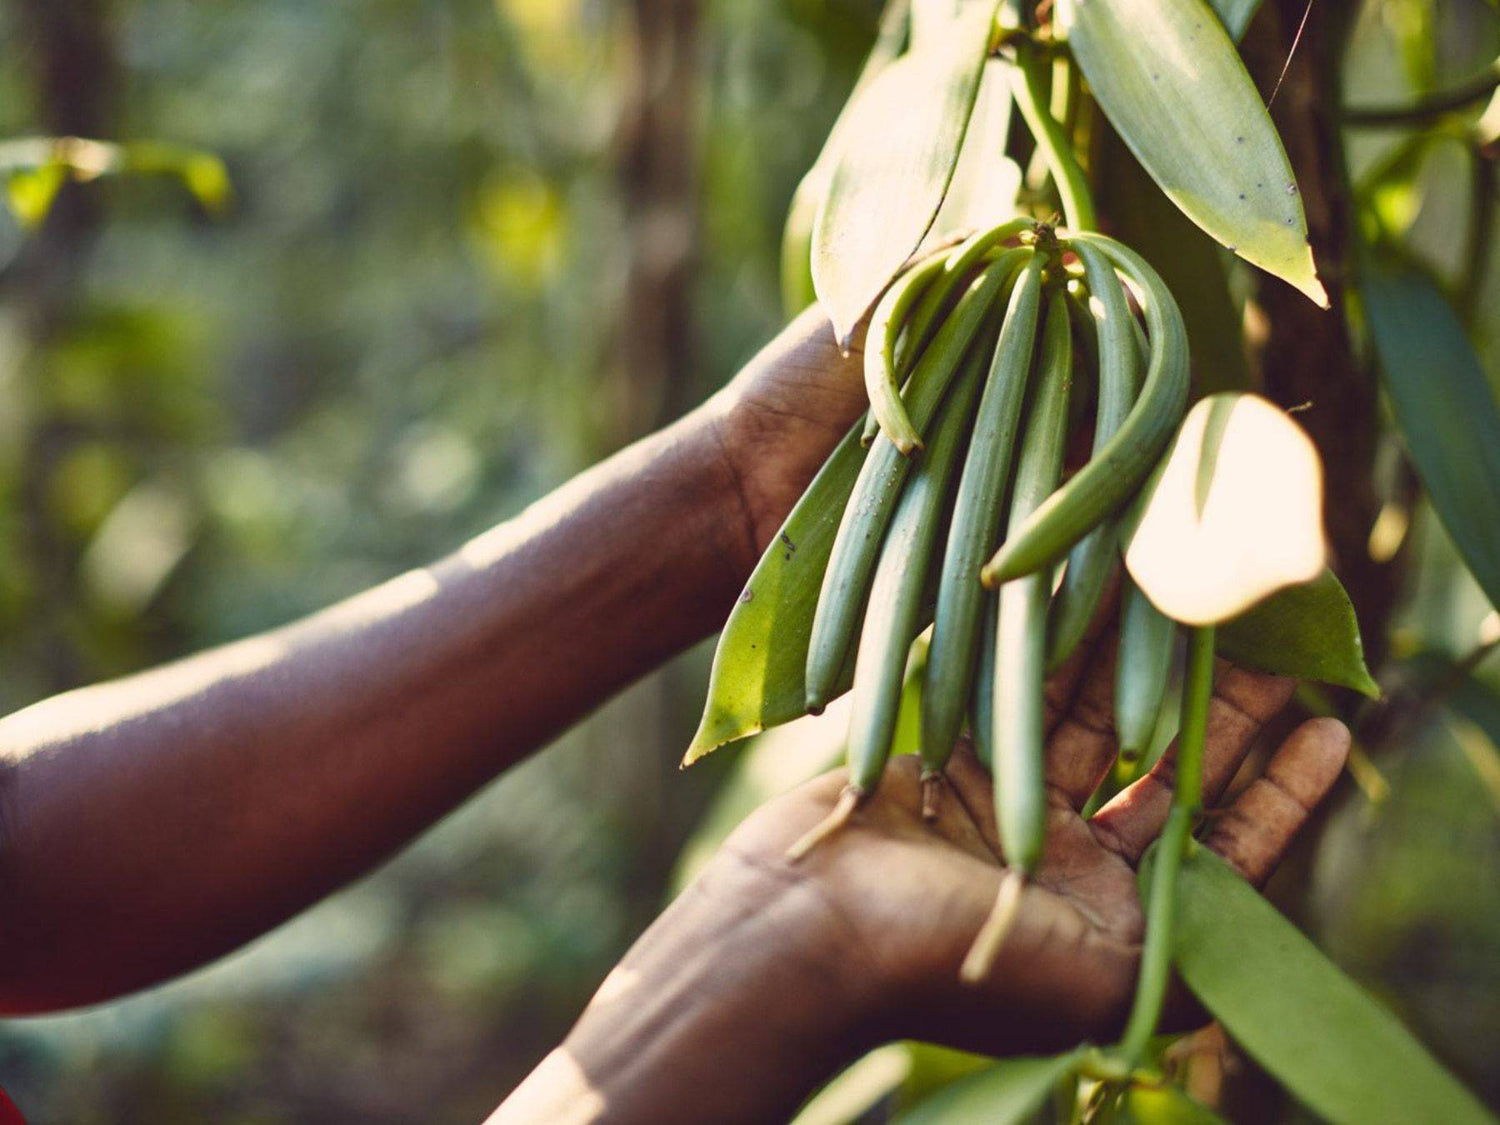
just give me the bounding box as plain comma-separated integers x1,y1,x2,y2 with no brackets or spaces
1058,0,1326,305
812,0,998,346
1125,393,1326,626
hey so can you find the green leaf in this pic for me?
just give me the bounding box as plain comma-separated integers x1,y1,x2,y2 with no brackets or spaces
1218,569,1380,698
782,177,824,316
685,424,867,762
1097,131,1250,395
793,1044,913,1125
1450,670,1500,744
792,1041,995,1125
1120,1083,1228,1124
781,0,911,316
1362,260,1500,611
1173,847,1493,1125
1206,0,1261,40
898,1043,997,1110
1058,0,1325,306
927,59,1021,243
896,1049,1084,1124
812,0,998,345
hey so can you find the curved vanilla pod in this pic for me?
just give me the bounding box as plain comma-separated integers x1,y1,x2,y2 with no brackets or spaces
864,250,1002,453
894,217,1034,373
983,233,1188,586
920,253,1047,775
865,253,950,453
1115,576,1178,762
805,250,1026,712
1046,243,1144,670
844,339,987,798
991,295,1074,877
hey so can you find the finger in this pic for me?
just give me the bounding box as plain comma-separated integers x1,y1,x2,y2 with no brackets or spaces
1044,637,1120,808
1203,717,1350,887
1042,627,1101,732
941,739,1004,861
1088,662,1296,864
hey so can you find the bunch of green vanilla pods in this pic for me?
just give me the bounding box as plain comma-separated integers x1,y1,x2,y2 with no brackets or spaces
780,218,1187,899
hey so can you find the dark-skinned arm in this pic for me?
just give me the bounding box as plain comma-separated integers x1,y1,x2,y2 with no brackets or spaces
0,305,865,1014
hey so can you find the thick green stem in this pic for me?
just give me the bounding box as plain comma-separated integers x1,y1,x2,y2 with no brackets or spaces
1011,42,1097,231
1118,624,1215,1064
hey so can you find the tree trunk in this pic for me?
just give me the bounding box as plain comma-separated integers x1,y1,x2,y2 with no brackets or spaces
614,0,701,440
606,0,707,937
4,0,119,693
1241,0,1403,667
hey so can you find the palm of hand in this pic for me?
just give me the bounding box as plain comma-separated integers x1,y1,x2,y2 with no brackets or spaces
719,627,1348,1058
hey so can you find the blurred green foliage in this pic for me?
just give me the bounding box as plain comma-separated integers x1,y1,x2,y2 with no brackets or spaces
0,0,875,1119
0,0,1496,1122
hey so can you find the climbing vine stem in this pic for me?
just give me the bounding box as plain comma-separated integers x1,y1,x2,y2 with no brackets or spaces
1010,40,1098,232
1118,624,1216,1065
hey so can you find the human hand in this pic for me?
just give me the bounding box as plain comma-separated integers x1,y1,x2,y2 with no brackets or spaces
715,624,1350,1059
497,621,1349,1124
707,304,868,560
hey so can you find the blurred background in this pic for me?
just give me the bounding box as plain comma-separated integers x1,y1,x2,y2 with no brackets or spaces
0,0,1496,1121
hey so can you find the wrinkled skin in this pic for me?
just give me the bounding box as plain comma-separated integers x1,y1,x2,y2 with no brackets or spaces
499,609,1350,1125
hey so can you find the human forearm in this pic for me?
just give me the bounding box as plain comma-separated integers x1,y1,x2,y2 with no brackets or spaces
495,847,875,1125
0,379,748,1011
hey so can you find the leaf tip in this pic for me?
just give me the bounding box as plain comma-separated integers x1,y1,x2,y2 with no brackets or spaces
1290,247,1329,308
683,713,761,766
682,722,724,767
1300,274,1330,309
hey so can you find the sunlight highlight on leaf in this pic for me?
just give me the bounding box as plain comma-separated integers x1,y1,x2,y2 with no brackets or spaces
1059,0,1326,305
1125,393,1326,626
812,0,998,346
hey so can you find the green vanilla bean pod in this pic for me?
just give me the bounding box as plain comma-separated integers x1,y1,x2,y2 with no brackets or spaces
865,253,950,454
961,293,1073,981
868,235,1021,451
992,296,1073,875
861,241,975,451
983,233,1188,586
969,591,999,772
843,338,988,799
921,253,1046,777
1114,576,1177,762
859,226,1029,452
1046,243,1144,670
805,250,1026,713
895,217,1033,372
